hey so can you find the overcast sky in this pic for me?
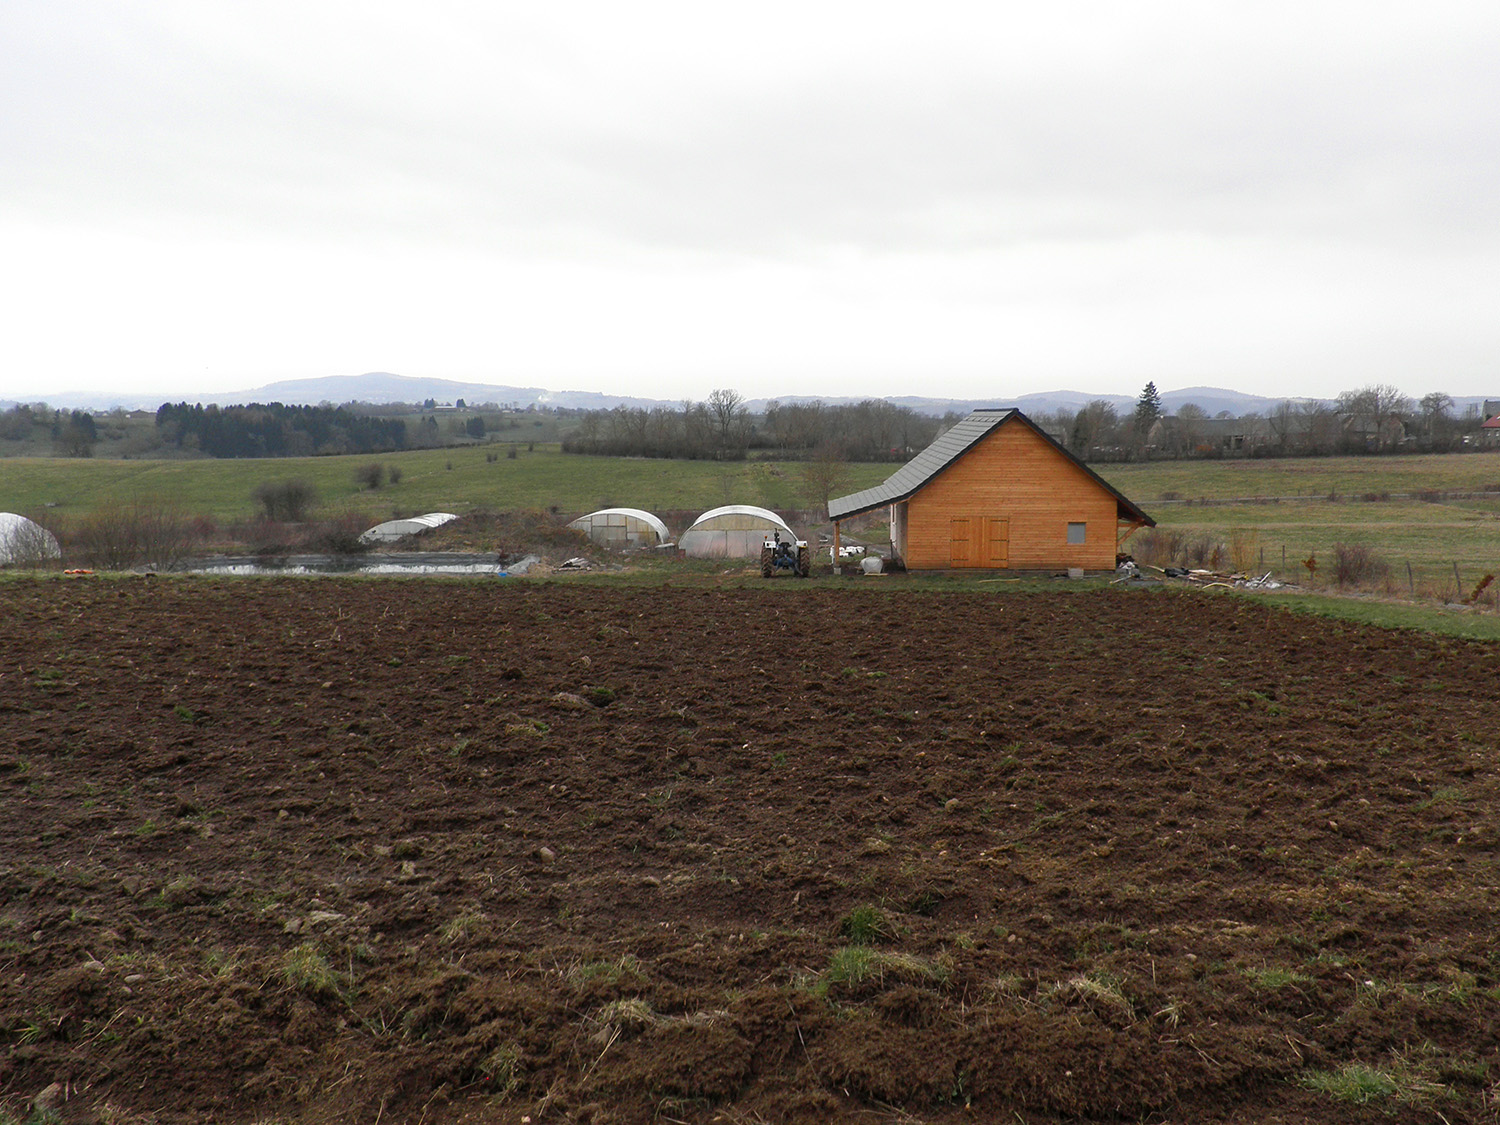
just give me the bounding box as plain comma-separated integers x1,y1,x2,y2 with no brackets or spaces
3,1,1498,406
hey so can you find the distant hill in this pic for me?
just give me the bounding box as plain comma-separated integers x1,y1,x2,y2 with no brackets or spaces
5,372,1489,420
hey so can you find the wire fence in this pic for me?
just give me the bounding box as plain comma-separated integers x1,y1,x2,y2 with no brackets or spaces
1132,530,1500,607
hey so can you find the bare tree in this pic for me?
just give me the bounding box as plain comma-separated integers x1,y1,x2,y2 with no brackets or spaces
1173,403,1208,457
705,388,748,454
1069,400,1120,459
1336,384,1414,418
1335,384,1412,451
1296,401,1341,456
1419,392,1455,449
1266,400,1299,454
797,443,856,518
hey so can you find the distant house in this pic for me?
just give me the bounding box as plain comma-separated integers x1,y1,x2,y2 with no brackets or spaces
1150,410,1408,457
828,409,1153,572
1339,411,1407,452
1149,416,1273,457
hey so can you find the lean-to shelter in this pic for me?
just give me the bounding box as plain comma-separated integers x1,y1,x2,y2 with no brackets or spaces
828,409,1153,571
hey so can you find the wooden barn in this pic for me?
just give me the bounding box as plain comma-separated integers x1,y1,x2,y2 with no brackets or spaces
828,409,1154,572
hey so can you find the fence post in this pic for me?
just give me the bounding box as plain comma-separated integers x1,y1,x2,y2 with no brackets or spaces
1407,560,1414,596
1453,561,1462,600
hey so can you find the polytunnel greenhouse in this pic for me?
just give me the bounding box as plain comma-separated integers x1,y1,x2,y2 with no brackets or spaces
677,505,795,559
567,508,670,549
0,512,61,566
359,512,457,545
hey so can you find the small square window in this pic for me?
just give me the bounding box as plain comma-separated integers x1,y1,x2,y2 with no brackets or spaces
1067,522,1086,544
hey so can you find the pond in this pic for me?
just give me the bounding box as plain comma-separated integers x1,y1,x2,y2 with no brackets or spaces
181,552,527,577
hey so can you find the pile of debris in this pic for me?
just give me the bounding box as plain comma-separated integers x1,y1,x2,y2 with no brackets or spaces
1114,560,1289,591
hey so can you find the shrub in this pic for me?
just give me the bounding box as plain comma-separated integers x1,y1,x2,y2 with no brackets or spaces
1331,542,1390,588
253,479,317,521
1227,528,1260,573
354,462,385,490
306,512,370,556
63,498,200,571
1183,533,1226,570
236,518,295,556
1131,528,1184,567
386,465,402,485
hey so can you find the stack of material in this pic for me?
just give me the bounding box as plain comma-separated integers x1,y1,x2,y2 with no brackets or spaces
1136,563,1287,590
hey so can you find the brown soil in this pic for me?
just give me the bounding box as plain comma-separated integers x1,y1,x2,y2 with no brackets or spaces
2,577,1497,1124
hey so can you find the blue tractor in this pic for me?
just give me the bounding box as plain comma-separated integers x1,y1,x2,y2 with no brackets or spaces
760,530,811,578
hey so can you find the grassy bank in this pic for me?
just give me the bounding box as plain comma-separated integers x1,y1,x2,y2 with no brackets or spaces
0,445,894,524
1099,452,1500,501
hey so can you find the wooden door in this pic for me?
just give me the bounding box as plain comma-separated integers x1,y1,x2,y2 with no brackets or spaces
949,518,972,565
983,517,1009,567
950,517,1008,567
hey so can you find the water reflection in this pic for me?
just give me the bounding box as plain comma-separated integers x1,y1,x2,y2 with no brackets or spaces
185,553,504,577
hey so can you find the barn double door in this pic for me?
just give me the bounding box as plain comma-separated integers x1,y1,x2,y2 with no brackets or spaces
949,517,1008,568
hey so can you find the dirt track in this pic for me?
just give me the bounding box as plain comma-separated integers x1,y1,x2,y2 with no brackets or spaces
2,577,1497,1124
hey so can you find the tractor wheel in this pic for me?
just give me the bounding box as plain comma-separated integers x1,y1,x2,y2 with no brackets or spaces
760,545,774,578
797,547,811,577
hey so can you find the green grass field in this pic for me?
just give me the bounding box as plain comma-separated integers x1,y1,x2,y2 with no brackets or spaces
0,445,893,524
1099,454,1500,501
7,447,1500,598
1095,455,1500,598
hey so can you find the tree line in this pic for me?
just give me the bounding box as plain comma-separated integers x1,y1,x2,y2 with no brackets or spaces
154,402,408,458
561,391,946,461
0,405,101,456
1037,383,1483,462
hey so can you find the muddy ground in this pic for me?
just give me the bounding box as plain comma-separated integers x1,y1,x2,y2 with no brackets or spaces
1,576,1497,1124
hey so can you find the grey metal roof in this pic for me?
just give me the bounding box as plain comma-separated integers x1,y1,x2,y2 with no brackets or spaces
827,409,1154,526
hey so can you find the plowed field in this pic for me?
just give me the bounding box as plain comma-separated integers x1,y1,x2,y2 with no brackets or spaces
2,577,1497,1124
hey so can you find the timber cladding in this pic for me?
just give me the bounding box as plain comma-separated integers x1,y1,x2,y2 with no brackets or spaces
904,419,1120,570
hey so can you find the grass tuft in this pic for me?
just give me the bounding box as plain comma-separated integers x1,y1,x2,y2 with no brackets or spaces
818,946,948,994
476,1041,523,1096
838,903,894,945
279,942,343,998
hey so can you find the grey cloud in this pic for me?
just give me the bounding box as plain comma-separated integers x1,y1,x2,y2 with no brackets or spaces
8,1,1497,261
